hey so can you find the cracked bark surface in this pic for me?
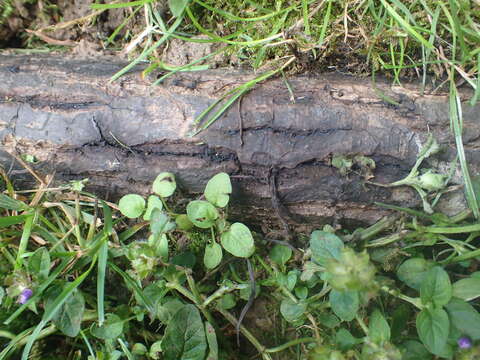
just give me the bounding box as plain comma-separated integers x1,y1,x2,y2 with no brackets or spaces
1,54,479,231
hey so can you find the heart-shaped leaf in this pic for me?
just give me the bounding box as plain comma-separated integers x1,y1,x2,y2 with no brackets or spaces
204,173,232,208
187,200,218,228
221,222,254,258
152,172,176,198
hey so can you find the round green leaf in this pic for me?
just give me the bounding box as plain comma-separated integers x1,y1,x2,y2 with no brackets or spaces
118,194,145,218
310,231,344,265
143,195,163,221
186,200,218,228
452,277,480,301
204,242,223,269
397,258,433,290
152,172,176,198
269,244,292,266
329,289,359,321
91,313,124,340
221,222,255,258
204,172,232,208
280,299,306,322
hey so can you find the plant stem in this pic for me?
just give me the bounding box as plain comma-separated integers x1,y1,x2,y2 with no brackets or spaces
264,337,317,353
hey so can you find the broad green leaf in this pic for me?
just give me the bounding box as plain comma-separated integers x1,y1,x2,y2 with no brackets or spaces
269,244,292,266
152,172,176,197
168,0,189,17
452,277,480,301
171,251,196,268
329,289,359,321
205,322,218,360
156,298,184,324
220,222,255,258
416,308,449,355
150,208,175,235
204,172,232,208
420,267,452,307
310,231,344,265
369,309,390,344
336,328,361,350
118,194,145,218
219,293,236,310
399,340,432,360
158,234,169,261
204,243,222,269
91,313,124,340
143,195,163,220
445,297,480,340
162,304,207,360
176,214,194,230
53,290,85,337
187,200,218,228
397,258,433,290
28,247,51,281
280,299,306,322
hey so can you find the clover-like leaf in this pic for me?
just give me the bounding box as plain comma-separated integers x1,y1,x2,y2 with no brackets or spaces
152,172,176,198
143,195,163,221
118,194,145,218
204,172,232,208
186,200,218,228
221,222,255,258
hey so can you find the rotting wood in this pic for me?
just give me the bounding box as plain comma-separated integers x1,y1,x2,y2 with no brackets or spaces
1,54,479,232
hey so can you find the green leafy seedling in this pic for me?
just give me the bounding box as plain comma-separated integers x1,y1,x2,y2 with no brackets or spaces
119,194,145,218
204,172,232,208
152,172,177,198
221,222,254,258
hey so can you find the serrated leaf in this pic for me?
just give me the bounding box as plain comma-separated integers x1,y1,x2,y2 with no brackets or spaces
118,194,145,218
152,172,176,198
221,222,255,258
416,308,449,356
187,200,218,229
329,289,359,321
204,172,232,208
420,266,452,307
204,243,222,269
310,231,344,265
162,304,207,360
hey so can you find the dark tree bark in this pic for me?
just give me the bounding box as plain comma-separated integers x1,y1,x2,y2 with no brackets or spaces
1,54,479,231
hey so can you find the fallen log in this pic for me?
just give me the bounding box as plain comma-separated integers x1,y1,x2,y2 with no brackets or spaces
1,54,479,232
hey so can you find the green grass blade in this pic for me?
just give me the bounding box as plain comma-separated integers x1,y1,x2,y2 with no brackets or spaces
380,0,433,49
0,214,30,228
450,82,479,218
108,261,155,313
91,0,154,10
470,53,480,106
118,338,135,360
14,213,35,270
109,14,184,82
21,258,97,360
318,0,332,48
0,194,29,211
97,237,108,326
105,5,142,46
